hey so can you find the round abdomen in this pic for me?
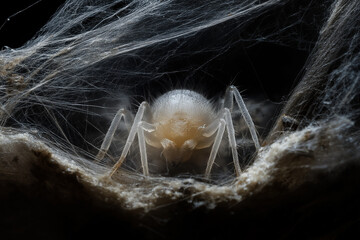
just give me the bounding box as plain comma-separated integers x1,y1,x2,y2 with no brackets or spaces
151,90,216,147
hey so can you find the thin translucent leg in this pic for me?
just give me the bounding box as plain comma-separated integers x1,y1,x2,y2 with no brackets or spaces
137,126,149,176
109,102,149,177
202,119,221,137
95,108,133,162
138,121,156,176
224,85,260,150
205,119,226,179
224,108,241,176
223,87,234,110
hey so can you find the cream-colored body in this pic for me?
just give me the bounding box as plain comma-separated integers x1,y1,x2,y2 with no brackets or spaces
148,90,216,164
96,86,260,178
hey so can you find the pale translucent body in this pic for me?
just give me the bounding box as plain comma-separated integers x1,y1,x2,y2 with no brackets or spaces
96,86,260,178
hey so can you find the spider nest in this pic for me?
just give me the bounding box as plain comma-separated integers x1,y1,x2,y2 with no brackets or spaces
1,0,360,238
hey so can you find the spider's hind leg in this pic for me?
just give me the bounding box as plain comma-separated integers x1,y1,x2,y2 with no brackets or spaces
224,85,260,150
95,108,133,162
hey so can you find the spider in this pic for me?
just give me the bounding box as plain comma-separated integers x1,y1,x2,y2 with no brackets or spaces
96,85,260,178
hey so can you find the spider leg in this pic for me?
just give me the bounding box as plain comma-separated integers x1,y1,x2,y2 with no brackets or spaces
203,108,242,178
108,101,150,177
224,85,260,150
204,118,226,179
95,108,133,162
138,121,156,176
224,108,242,176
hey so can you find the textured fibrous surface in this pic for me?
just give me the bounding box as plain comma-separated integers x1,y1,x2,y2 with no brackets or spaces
1,116,358,238
1,0,360,239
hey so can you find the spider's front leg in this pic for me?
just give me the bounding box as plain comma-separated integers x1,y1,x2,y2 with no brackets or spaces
204,108,242,178
137,121,156,176
204,86,260,178
106,101,155,177
204,118,226,178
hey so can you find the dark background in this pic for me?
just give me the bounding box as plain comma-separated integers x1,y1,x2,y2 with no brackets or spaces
0,0,65,49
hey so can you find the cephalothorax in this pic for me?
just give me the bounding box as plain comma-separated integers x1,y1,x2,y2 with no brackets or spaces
96,85,260,178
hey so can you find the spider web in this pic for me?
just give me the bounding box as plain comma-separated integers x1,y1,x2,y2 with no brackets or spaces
0,0,359,210
0,0,326,160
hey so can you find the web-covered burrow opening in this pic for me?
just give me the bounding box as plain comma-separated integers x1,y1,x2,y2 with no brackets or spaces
1,0,329,181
